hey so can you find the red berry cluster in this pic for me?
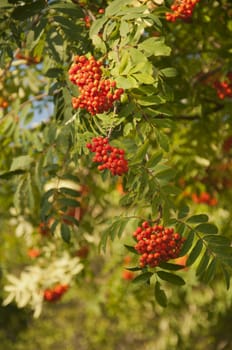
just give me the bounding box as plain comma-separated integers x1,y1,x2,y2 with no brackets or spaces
133,222,185,268
69,55,124,115
86,137,128,176
192,192,218,206
43,284,69,302
166,0,200,22
214,73,232,99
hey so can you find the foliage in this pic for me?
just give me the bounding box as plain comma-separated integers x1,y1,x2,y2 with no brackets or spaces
0,0,232,348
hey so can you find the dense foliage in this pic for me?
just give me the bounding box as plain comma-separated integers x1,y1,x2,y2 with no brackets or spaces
0,0,232,348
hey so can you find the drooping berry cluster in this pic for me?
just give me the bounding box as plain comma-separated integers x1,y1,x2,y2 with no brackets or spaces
214,73,232,99
133,222,185,268
86,137,128,176
69,55,124,115
166,0,200,22
43,284,69,302
192,192,218,206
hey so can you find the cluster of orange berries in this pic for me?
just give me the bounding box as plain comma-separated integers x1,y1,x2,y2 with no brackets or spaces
166,0,200,22
43,284,69,302
86,137,128,176
192,192,218,206
133,222,185,268
214,73,232,99
69,55,124,115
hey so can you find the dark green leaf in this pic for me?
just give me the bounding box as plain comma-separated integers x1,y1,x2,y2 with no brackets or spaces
221,266,230,290
146,150,163,168
186,239,203,266
186,214,209,224
195,223,218,235
196,251,210,276
157,271,185,285
130,141,149,165
124,244,139,254
159,262,186,271
203,235,231,246
201,258,217,284
58,187,81,198
126,266,141,271
132,272,153,284
12,0,47,20
154,281,167,307
156,168,176,181
208,245,232,257
61,223,71,243
0,169,26,179
57,197,80,209
178,205,190,219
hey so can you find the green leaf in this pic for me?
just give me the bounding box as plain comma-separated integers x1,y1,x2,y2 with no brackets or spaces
159,68,177,78
120,20,130,37
186,239,203,266
154,281,167,307
58,187,81,197
48,2,83,17
195,223,218,235
179,230,195,256
133,73,154,84
138,38,171,57
126,267,141,272
201,258,217,284
92,34,107,54
137,95,165,106
58,198,80,209
60,223,71,243
203,235,230,246
178,205,190,219
132,271,153,284
89,17,108,38
12,0,47,20
196,251,210,276
105,0,131,16
146,150,163,168
208,245,232,257
157,271,185,285
130,141,149,165
0,169,26,179
124,245,139,255
10,155,33,171
221,266,230,290
155,130,169,152
159,262,186,271
156,168,176,181
115,75,138,89
186,214,209,224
